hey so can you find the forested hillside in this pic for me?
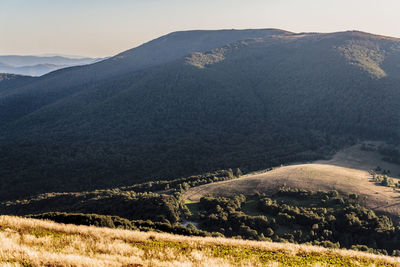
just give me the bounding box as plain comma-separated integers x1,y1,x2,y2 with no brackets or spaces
1,30,400,200
0,73,35,93
0,29,288,124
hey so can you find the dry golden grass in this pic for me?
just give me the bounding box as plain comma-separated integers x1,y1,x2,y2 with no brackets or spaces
184,144,400,218
316,143,400,179
0,215,400,266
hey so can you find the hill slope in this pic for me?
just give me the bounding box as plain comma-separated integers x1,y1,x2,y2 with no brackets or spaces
185,163,400,217
184,144,400,218
0,73,35,88
0,29,288,123
315,142,400,177
1,30,400,200
1,215,398,266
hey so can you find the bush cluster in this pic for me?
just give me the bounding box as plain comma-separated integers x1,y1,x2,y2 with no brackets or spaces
2,169,239,224
29,212,212,237
196,188,400,256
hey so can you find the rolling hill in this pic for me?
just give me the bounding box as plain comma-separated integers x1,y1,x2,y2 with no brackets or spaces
1,29,400,201
184,144,400,218
0,62,71,77
0,55,103,76
1,215,399,266
0,62,67,77
0,55,100,67
185,164,400,217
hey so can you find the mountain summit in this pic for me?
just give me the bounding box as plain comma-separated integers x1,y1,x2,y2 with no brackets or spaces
1,29,400,200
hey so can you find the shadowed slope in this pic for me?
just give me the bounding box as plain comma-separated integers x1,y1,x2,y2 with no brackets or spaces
0,29,289,124
1,30,400,200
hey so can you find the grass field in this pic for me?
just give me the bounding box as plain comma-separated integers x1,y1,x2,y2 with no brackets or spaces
184,144,400,219
315,142,400,178
1,215,399,266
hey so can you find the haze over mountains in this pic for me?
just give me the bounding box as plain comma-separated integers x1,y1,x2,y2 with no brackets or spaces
0,55,104,76
1,28,400,200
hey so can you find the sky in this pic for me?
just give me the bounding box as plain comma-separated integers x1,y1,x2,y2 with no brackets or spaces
0,0,399,58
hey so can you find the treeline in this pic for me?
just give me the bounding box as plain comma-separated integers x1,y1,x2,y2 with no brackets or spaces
7,192,184,223
1,169,238,223
29,212,215,238
121,169,241,194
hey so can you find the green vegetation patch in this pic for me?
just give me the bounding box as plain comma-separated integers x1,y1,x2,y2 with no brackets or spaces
130,239,394,266
30,228,66,239
195,188,400,256
185,201,201,217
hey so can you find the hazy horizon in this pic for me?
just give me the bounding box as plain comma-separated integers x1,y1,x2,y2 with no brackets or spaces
1,0,399,58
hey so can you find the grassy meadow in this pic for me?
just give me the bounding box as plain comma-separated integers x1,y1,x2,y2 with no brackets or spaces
1,215,399,266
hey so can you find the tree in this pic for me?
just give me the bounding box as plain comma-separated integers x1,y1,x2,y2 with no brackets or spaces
233,168,243,177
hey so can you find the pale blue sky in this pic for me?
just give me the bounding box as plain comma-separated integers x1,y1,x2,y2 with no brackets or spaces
1,0,399,57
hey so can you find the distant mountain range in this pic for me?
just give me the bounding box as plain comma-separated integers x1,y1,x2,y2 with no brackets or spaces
1,28,400,200
0,55,105,76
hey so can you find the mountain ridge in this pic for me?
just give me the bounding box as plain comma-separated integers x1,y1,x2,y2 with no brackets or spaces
0,55,104,76
0,29,290,125
1,28,400,200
